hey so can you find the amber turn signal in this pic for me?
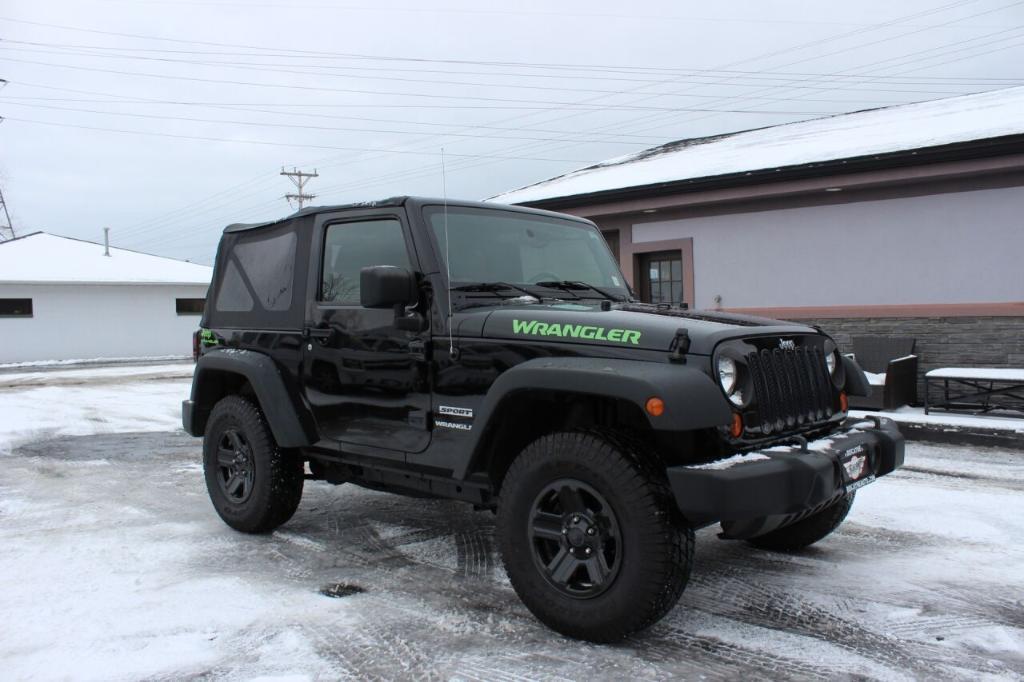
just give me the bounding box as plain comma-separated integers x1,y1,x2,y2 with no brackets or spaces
839,391,849,412
730,413,743,438
645,397,665,417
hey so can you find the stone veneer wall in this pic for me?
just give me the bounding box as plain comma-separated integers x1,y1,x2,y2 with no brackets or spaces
798,316,1024,409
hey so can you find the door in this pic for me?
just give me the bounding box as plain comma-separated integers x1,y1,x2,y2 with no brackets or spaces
638,250,683,304
302,214,431,455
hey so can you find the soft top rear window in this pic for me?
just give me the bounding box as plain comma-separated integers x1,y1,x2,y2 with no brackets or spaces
206,219,309,329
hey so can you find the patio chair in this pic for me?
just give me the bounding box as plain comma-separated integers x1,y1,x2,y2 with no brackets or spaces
847,336,919,411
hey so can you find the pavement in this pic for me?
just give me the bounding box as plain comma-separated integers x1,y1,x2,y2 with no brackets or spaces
1,427,1022,681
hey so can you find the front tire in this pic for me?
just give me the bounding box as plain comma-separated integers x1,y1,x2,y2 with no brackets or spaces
747,493,855,551
497,431,694,643
203,395,304,534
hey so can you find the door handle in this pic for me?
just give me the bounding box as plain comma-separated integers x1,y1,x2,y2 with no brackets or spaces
304,326,334,341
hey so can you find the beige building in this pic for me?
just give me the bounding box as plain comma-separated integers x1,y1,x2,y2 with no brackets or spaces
492,87,1024,379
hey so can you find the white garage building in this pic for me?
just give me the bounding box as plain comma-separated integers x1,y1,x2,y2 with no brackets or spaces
0,232,212,364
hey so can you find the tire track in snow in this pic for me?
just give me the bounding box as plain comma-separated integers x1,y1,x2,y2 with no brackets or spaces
683,565,1007,678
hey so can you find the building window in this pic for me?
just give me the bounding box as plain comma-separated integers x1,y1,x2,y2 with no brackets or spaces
0,298,33,317
639,251,683,304
176,298,206,315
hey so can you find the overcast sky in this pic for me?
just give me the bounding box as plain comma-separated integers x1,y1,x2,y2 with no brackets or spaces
2,0,1023,263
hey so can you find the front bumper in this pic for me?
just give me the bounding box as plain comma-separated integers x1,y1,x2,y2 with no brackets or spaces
666,417,903,535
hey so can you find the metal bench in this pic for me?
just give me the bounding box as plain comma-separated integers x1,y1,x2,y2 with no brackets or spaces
924,367,1024,415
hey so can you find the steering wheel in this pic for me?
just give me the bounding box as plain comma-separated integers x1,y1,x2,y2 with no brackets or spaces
529,272,560,284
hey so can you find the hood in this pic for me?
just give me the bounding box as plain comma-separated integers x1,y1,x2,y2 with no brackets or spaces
457,302,819,355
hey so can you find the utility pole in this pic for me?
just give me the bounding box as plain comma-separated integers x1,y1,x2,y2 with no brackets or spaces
0,187,14,242
280,167,319,209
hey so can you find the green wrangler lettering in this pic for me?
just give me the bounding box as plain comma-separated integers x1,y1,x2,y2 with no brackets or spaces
511,319,643,346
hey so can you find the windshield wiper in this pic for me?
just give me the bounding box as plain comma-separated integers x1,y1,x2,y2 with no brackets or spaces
451,281,540,299
533,280,627,302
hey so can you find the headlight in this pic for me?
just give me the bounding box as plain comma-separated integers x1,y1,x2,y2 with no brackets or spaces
717,356,737,393
717,357,744,406
825,350,837,376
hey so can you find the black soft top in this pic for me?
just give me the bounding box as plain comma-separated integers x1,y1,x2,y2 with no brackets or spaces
222,196,593,234
206,196,594,330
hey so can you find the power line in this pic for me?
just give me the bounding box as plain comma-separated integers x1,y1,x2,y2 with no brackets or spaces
0,56,946,108
0,91,685,141
0,116,594,162
3,43,1014,97
6,38,1023,84
0,13,1011,73
73,1,1017,27
0,101,843,144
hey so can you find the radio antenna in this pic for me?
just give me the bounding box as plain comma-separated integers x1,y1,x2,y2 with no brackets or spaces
441,147,455,358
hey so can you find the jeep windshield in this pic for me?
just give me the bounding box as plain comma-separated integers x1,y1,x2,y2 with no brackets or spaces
425,206,631,304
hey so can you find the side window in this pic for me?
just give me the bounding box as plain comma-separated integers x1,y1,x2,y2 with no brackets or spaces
214,230,295,314
321,218,412,304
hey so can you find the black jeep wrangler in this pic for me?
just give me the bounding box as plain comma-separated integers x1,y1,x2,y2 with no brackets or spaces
183,197,903,642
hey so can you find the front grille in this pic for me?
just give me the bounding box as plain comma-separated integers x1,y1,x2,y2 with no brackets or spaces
746,347,833,435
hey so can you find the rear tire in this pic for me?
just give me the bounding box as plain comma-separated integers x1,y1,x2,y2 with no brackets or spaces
496,431,693,643
203,395,304,534
747,493,855,551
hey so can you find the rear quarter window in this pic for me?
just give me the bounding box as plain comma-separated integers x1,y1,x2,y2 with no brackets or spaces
207,220,309,329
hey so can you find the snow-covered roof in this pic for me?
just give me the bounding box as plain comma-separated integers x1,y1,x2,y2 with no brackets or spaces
0,232,212,285
491,86,1024,205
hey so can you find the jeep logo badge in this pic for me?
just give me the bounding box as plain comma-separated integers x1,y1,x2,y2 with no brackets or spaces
779,339,796,350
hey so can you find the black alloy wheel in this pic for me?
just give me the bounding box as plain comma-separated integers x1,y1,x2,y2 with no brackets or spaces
529,478,621,598
216,429,256,503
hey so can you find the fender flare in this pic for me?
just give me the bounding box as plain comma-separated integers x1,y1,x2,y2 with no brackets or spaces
456,356,733,479
187,349,316,447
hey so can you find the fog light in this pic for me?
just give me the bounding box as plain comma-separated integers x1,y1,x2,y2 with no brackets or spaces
839,391,849,412
645,397,665,417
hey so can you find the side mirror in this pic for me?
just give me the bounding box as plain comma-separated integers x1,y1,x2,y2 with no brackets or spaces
360,265,417,309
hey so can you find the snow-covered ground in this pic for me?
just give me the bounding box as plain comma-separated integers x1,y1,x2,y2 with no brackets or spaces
1,365,1022,680
0,362,192,456
851,407,1024,433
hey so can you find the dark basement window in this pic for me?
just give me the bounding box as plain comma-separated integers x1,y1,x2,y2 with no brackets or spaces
176,298,206,315
0,298,33,317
